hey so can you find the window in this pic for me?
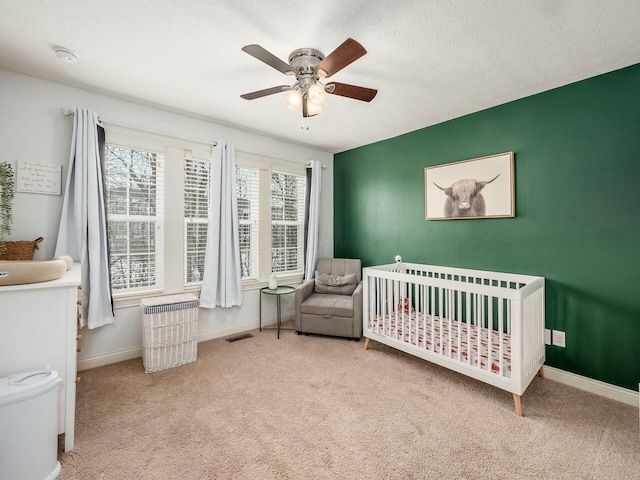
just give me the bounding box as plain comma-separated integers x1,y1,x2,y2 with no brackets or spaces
104,126,307,304
105,144,164,293
271,171,306,275
236,166,260,279
184,157,211,284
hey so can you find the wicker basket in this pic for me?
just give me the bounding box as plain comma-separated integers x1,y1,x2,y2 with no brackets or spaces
140,294,200,373
0,236,44,260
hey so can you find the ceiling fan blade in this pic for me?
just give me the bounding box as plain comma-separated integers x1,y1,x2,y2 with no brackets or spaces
240,85,290,100
242,45,295,76
316,38,367,78
326,82,377,102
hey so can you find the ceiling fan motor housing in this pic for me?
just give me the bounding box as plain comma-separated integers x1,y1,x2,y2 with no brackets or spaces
288,48,324,76
287,48,329,98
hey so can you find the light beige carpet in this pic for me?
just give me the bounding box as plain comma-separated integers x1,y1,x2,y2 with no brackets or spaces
59,325,639,479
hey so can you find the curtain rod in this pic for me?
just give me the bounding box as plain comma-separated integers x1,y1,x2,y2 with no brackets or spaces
61,108,217,147
61,109,329,163
306,161,326,169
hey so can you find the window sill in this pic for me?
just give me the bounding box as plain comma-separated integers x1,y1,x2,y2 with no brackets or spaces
112,289,165,309
111,275,304,309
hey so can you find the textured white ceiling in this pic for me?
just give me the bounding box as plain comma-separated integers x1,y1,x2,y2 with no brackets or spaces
1,0,639,153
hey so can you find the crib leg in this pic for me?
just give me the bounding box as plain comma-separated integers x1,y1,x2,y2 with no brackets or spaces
513,394,523,417
364,337,370,350
538,366,545,379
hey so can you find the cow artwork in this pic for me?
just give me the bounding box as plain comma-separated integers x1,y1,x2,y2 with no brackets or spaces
433,174,500,217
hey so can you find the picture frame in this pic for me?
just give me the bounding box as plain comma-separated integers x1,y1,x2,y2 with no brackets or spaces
424,152,514,220
16,160,62,196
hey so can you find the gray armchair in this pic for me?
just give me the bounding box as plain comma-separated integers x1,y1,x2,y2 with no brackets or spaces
295,258,363,340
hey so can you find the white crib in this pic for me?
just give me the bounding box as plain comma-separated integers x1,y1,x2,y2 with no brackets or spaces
363,262,545,416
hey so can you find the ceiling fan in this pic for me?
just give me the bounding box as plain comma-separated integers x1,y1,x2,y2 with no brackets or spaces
240,38,377,118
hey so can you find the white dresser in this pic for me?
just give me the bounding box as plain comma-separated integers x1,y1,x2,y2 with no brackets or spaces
0,263,81,452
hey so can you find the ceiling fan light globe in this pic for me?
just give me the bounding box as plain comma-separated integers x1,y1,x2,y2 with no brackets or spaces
308,84,326,106
284,90,302,111
307,101,323,115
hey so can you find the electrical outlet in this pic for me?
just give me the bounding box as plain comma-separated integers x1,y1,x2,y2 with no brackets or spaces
552,330,566,348
544,329,551,345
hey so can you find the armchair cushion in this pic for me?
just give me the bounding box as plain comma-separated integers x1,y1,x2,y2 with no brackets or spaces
314,271,358,295
300,293,354,318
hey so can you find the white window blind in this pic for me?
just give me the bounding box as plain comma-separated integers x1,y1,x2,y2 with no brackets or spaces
105,144,164,292
271,170,306,275
184,157,211,284
236,166,260,279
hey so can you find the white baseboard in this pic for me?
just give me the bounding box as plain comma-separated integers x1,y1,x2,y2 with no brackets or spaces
543,366,638,407
78,312,294,372
78,346,143,371
197,318,267,344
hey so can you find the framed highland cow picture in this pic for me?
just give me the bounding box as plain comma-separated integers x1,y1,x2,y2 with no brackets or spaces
424,152,514,220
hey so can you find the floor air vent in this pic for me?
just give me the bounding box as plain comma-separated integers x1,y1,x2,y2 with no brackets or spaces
226,333,254,343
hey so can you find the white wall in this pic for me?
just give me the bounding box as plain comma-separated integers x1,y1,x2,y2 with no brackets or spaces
0,69,334,369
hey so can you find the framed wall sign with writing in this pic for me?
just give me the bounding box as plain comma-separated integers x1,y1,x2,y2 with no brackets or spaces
16,161,62,195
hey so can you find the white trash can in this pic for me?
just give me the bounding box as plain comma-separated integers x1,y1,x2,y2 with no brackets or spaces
0,369,61,480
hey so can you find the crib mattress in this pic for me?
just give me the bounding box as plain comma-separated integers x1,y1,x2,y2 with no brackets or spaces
368,311,512,378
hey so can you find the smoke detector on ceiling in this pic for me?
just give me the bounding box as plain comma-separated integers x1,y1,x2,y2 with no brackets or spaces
53,46,79,63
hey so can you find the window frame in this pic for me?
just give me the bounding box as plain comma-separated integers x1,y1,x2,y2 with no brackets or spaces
270,169,306,277
236,165,260,283
104,143,165,294
104,126,307,309
183,155,212,286
236,152,306,289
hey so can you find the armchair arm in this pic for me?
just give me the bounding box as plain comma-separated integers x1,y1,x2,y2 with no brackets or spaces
295,279,315,330
352,281,363,338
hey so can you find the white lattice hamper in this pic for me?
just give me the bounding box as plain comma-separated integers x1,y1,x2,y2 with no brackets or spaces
140,294,200,373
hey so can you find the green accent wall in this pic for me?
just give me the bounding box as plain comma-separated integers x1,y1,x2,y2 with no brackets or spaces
334,63,640,391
